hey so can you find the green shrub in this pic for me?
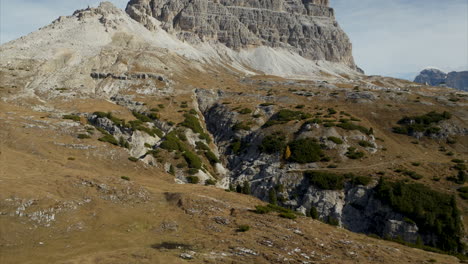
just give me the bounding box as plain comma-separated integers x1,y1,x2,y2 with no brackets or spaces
98,134,119,146
187,168,199,175
118,137,129,149
238,108,253,114
132,111,152,122
237,225,250,232
304,171,345,190
453,163,466,171
288,138,324,163
346,147,365,159
457,187,468,200
358,140,375,148
327,136,343,144
295,105,305,109
375,178,463,253
204,150,220,164
121,176,130,181
448,171,467,184
195,141,210,151
279,212,297,219
183,151,202,169
78,134,90,139
242,181,251,195
128,157,139,162
327,108,337,115
350,175,372,186
268,188,277,205
230,139,242,154
232,122,251,131
309,206,319,219
264,109,311,127
205,179,217,186
402,170,423,180
63,114,80,122
336,122,371,134
393,111,451,137
179,114,211,143
259,103,275,107
160,134,181,151
326,216,339,226
186,176,199,184
169,165,175,175
254,204,297,218
259,133,286,154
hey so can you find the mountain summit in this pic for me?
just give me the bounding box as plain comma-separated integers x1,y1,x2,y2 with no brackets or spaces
414,68,468,92
126,0,357,69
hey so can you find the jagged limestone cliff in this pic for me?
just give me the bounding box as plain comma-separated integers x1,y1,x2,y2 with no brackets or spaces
126,0,357,69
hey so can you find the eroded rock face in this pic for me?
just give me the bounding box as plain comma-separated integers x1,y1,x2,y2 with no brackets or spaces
126,0,356,68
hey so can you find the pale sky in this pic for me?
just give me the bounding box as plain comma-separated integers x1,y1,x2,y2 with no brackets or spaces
1,0,467,79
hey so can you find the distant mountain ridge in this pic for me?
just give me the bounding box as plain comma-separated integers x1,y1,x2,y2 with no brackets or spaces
414,68,468,91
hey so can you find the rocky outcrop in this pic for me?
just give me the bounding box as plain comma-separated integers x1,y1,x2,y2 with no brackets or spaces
446,71,468,92
414,68,447,86
193,90,449,248
414,68,468,91
126,0,357,68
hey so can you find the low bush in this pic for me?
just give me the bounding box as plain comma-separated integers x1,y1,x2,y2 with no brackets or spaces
304,171,345,190
98,134,119,146
346,147,365,159
77,134,90,139
205,179,217,186
401,170,423,180
181,113,211,143
160,132,182,151
336,122,371,135
259,133,286,154
121,176,130,181
349,175,372,186
358,140,375,148
326,216,339,226
204,150,220,164
237,225,250,232
264,109,312,127
232,122,251,131
238,108,253,114
132,111,153,122
186,176,199,184
392,111,451,137
327,136,343,144
457,187,468,200
309,206,319,219
279,212,297,219
63,114,80,122
287,138,324,163
183,151,202,169
375,178,463,253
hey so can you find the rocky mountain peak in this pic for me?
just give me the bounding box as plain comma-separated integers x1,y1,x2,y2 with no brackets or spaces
126,0,357,69
414,68,468,91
